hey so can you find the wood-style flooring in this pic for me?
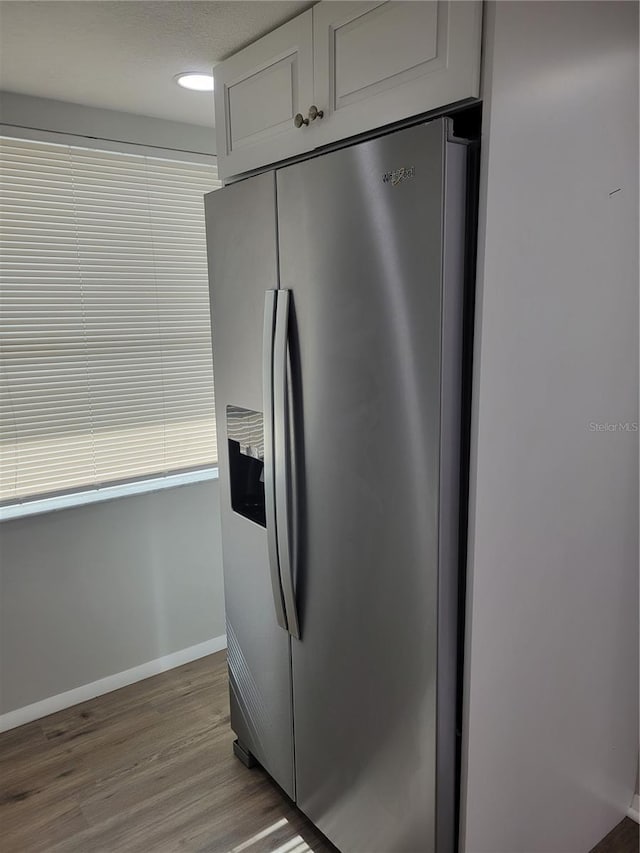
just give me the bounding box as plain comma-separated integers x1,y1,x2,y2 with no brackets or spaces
0,652,334,852
0,650,636,853
590,818,638,853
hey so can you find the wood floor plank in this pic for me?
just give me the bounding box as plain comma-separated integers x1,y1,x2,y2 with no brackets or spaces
0,651,335,853
0,721,50,778
588,817,639,853
3,650,630,852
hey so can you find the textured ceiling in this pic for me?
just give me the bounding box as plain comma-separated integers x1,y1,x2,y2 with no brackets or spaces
0,1,315,127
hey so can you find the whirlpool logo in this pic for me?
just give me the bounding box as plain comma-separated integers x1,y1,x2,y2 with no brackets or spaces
382,166,416,186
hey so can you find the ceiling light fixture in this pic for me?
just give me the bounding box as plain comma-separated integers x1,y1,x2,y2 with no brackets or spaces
175,72,214,92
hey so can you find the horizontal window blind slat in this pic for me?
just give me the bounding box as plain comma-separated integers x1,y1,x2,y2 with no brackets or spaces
2,456,216,485
1,438,217,465
1,366,215,379
1,437,219,458
1,240,207,249
1,405,216,425
0,135,220,502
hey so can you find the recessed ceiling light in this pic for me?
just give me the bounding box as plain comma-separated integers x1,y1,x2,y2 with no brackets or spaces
175,73,214,92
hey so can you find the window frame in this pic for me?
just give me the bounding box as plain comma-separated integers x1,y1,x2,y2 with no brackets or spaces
0,126,220,519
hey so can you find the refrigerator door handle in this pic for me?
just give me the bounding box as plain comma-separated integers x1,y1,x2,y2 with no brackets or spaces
273,290,301,639
263,289,288,631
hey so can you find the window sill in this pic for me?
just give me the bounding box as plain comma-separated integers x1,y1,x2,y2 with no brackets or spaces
0,468,220,522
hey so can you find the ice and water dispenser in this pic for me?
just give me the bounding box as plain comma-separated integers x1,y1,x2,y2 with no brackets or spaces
226,405,266,527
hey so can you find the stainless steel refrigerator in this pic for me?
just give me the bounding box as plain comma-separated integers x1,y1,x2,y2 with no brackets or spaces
205,118,471,853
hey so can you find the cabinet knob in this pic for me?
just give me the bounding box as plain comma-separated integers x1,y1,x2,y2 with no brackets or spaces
308,105,324,121
294,113,309,129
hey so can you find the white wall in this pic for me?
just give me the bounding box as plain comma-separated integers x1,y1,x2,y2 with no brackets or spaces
0,98,225,724
462,3,639,851
0,481,225,716
0,91,215,156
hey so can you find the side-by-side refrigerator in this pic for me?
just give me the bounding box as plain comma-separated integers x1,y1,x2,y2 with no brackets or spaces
204,118,472,853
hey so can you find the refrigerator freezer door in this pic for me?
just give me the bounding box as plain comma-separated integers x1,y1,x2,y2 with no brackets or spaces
277,120,466,851
205,172,295,798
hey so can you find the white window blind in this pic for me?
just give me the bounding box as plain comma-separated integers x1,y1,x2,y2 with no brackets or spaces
0,136,222,505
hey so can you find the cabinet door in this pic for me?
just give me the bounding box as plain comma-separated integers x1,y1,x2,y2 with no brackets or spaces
311,0,481,145
213,10,314,181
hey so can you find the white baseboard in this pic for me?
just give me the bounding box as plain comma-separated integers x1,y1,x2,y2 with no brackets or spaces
0,635,227,734
628,793,640,824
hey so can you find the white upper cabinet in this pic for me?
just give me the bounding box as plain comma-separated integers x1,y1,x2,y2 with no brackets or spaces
311,1,481,146
213,11,314,180
213,2,481,180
